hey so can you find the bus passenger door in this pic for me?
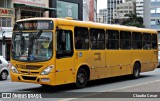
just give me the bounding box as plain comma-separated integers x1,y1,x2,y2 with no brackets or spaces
91,50,106,79
55,27,75,85
90,28,106,79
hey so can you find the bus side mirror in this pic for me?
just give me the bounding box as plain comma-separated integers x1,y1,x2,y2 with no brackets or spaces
14,23,21,30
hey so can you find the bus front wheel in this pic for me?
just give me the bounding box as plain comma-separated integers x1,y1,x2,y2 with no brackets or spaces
75,68,88,88
132,63,140,79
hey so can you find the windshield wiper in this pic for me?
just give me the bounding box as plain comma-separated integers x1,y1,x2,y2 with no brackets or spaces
35,30,43,39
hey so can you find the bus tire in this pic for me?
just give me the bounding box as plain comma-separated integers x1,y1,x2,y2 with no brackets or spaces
75,68,88,88
132,63,140,79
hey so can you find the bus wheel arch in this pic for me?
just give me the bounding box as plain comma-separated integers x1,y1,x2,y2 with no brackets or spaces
75,65,90,88
132,61,141,79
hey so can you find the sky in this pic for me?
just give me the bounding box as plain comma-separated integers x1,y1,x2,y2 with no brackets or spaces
97,0,107,13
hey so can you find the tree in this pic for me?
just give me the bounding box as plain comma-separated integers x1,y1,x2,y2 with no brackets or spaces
122,13,145,28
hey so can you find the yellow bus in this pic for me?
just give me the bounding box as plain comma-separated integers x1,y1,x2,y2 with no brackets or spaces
10,17,158,88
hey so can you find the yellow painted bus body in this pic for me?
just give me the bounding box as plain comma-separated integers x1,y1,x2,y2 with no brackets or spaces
10,18,158,87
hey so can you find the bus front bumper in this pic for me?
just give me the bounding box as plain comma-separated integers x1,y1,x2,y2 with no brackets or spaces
10,71,55,85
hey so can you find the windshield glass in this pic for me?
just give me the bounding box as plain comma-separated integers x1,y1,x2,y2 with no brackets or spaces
12,31,53,62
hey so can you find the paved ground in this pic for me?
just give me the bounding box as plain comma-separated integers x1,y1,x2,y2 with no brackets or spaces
66,73,160,101
0,68,160,101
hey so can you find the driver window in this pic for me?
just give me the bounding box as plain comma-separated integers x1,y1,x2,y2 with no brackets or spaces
56,30,73,58
0,60,2,64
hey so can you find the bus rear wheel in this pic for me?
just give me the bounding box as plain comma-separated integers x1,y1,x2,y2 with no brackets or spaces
76,68,88,88
132,63,140,79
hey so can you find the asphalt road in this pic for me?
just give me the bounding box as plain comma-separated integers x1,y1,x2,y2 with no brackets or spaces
0,68,160,101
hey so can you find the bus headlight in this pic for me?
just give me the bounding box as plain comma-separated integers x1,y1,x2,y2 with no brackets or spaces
41,65,54,75
11,66,19,73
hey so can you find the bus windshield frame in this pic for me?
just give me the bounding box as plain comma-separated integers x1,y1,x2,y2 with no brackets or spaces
12,20,54,62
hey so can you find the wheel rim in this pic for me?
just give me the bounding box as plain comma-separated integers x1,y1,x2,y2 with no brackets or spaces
1,72,7,80
78,73,85,84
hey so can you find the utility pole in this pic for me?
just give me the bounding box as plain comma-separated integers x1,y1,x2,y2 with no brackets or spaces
2,31,6,59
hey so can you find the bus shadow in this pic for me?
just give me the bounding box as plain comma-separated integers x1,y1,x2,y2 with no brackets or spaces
86,75,150,88
17,75,151,93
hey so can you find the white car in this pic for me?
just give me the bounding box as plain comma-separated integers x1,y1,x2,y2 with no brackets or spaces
0,56,9,80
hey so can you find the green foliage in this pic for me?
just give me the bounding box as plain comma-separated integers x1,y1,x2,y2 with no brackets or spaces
122,13,145,28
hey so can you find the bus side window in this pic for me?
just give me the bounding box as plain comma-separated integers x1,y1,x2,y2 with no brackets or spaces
90,28,105,50
152,34,157,49
120,31,131,49
143,33,151,50
132,32,142,49
74,27,89,50
56,30,73,58
107,30,119,50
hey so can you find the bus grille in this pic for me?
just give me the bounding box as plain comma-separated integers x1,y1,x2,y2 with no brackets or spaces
21,71,39,74
22,76,37,81
26,65,42,70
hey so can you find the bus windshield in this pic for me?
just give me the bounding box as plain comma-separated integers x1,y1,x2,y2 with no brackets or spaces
12,31,53,62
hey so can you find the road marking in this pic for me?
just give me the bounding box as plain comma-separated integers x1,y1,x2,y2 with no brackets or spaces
59,79,160,101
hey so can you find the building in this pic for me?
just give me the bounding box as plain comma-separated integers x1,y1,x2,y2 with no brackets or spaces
12,0,50,20
89,0,97,22
144,0,160,30
107,0,123,24
0,0,14,60
144,0,160,41
113,0,136,24
49,0,83,20
136,0,144,17
83,0,89,21
0,0,14,27
97,8,108,24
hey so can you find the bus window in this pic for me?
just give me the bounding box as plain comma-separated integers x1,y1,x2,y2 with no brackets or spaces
90,28,105,50
132,32,142,49
120,31,131,49
56,30,73,58
74,27,89,49
143,33,151,50
152,34,157,49
107,30,119,49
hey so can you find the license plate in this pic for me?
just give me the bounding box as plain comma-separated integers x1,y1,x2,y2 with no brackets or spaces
41,78,50,82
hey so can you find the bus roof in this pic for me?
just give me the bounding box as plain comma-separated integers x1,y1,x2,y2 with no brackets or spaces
16,17,158,34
